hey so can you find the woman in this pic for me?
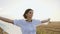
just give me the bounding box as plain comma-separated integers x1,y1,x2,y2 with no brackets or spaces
0,8,50,34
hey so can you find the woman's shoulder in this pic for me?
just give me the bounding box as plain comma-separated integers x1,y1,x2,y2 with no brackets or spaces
32,19,40,21
13,19,25,22
14,19,24,21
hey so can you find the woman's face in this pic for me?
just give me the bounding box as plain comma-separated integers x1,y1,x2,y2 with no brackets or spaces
26,10,33,19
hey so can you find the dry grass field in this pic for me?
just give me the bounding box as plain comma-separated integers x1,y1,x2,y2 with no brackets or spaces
36,21,60,34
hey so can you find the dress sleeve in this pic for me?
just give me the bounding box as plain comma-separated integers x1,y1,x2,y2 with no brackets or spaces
13,19,23,27
33,20,42,26
37,20,42,25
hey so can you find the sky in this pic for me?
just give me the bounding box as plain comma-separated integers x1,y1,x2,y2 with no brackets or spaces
0,0,60,34
0,0,60,21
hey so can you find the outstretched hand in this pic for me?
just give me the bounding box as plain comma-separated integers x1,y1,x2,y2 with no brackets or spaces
41,18,51,23
48,18,50,21
47,18,51,23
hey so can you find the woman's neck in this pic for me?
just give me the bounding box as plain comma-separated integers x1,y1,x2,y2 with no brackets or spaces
26,19,32,22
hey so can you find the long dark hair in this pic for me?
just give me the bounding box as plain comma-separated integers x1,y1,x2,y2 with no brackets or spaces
23,8,33,19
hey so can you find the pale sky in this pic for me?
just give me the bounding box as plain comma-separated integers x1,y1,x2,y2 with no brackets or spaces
0,0,60,34
0,0,60,21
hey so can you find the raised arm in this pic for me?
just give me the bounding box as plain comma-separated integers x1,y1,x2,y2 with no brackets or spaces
0,16,14,24
41,18,50,23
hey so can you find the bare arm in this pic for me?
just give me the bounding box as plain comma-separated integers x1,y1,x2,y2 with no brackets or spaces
0,16,14,24
41,18,50,23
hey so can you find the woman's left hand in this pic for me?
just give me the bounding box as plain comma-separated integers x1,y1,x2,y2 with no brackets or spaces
47,18,50,21
41,18,50,23
47,18,51,23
